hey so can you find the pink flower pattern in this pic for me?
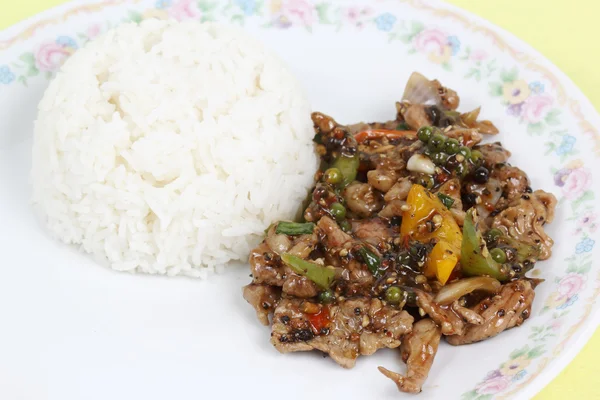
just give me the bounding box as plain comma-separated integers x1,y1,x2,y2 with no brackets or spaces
470,49,488,61
521,94,553,124
168,0,201,21
35,42,72,72
576,211,598,234
562,168,592,200
414,28,448,57
280,0,316,27
475,375,512,395
87,23,102,39
557,273,586,300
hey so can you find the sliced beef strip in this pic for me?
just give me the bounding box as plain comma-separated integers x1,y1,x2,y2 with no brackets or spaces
384,177,413,202
452,301,484,325
367,168,399,193
378,199,408,219
378,318,442,394
317,216,353,249
243,284,281,326
316,216,377,295
352,218,394,247
250,242,285,286
446,280,534,345
272,298,413,369
379,177,413,218
283,276,319,298
365,150,406,193
416,290,465,336
344,182,384,218
491,190,557,260
490,164,531,210
474,142,511,166
401,104,431,129
463,178,504,226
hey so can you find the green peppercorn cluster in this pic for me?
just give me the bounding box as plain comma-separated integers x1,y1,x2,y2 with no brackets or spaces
417,126,484,179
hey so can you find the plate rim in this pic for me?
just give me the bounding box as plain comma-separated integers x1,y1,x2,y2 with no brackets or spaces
1,0,599,398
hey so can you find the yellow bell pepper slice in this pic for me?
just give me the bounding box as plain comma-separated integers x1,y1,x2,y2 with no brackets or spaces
401,184,462,284
401,184,462,248
425,241,458,285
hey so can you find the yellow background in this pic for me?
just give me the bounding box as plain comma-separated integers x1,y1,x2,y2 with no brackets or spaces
1,1,599,399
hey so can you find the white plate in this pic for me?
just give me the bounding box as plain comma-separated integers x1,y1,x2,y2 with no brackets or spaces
1,1,599,399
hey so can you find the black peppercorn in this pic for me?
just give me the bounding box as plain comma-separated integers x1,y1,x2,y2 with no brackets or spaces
473,166,490,184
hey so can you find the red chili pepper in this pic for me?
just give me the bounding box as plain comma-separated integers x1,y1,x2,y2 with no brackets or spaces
354,129,417,143
307,306,331,334
436,172,450,184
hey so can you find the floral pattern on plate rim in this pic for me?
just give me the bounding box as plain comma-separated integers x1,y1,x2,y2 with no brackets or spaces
0,0,598,398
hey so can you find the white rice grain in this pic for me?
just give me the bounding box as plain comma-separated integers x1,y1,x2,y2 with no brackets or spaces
31,19,318,277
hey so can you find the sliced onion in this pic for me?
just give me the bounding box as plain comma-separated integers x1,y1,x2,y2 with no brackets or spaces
266,233,291,255
402,72,442,106
475,120,499,135
434,277,501,305
460,107,481,127
461,107,499,135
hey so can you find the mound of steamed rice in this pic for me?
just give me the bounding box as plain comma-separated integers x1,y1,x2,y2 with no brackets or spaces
31,19,318,278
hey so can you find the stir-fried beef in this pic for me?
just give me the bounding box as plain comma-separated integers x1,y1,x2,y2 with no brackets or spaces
446,280,535,345
416,290,465,336
243,284,281,326
475,142,511,166
378,319,442,393
491,190,557,260
344,182,384,218
243,72,555,394
491,164,531,209
272,298,413,368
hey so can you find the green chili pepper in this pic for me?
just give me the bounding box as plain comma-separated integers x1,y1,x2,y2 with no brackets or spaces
460,210,509,281
437,193,455,209
358,246,383,277
331,153,359,187
275,222,315,236
281,253,335,289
